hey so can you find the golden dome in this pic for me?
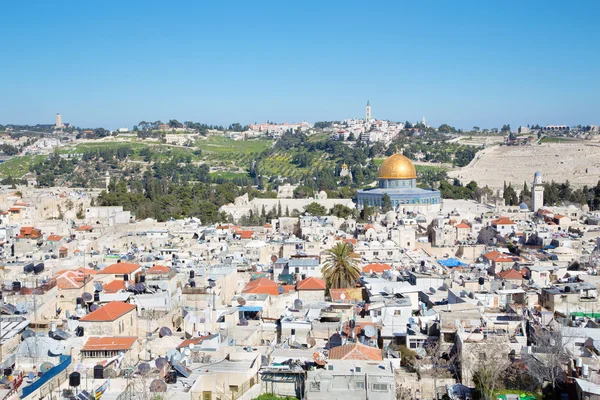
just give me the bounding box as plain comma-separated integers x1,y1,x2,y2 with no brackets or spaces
377,153,417,179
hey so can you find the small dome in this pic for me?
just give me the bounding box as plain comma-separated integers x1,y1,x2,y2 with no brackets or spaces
385,211,397,222
519,202,529,210
377,153,417,179
383,240,396,248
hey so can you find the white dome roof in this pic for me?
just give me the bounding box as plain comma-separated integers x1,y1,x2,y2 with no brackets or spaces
383,240,396,248
385,211,397,222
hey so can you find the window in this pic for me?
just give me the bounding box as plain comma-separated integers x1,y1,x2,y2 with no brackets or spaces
229,386,238,393
394,310,402,316
202,392,212,400
355,367,361,372
327,365,334,371
355,381,365,389
372,383,388,392
309,382,321,392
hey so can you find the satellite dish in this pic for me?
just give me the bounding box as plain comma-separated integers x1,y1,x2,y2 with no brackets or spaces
159,327,172,338
277,286,285,295
89,304,99,312
138,363,151,375
94,283,104,292
82,292,93,302
189,343,195,350
294,299,303,310
183,348,191,356
22,329,35,340
271,255,278,263
329,333,342,348
155,357,167,370
364,325,376,338
209,280,216,288
150,379,168,393
135,283,146,293
40,362,54,374
307,336,316,347
237,297,247,306
340,293,346,301
313,352,326,366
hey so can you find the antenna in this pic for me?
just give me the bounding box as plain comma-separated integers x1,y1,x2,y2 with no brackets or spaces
237,297,247,306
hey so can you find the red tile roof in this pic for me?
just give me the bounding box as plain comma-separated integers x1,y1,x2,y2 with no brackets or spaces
146,265,170,274
56,270,93,290
242,278,283,296
16,226,42,239
362,263,391,274
492,217,516,225
76,225,94,232
82,337,136,351
80,301,136,322
177,335,213,350
496,269,525,280
455,221,471,229
328,343,382,361
296,277,326,291
98,262,141,275
342,321,376,338
47,234,63,242
103,279,127,293
483,251,522,263
236,229,254,239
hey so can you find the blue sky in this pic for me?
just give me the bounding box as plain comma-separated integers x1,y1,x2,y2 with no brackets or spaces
1,1,598,129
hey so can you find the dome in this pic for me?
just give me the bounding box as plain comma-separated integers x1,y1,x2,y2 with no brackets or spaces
384,211,397,222
519,202,529,210
377,153,417,179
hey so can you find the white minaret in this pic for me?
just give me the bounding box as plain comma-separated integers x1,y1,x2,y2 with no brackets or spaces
55,113,63,129
532,171,544,212
365,101,371,121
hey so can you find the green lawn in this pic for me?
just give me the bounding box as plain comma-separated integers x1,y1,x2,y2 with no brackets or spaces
0,155,45,178
59,141,149,154
209,171,249,180
539,136,575,143
196,136,273,155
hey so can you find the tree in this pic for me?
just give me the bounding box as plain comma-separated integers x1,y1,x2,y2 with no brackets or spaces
471,340,512,400
524,327,572,395
381,194,393,212
414,340,457,395
321,242,361,289
331,204,355,219
304,202,327,216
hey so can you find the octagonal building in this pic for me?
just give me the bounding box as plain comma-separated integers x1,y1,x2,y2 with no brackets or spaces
356,152,442,212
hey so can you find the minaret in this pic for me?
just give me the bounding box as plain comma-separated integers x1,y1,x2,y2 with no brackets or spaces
55,113,63,129
532,171,544,212
365,101,371,121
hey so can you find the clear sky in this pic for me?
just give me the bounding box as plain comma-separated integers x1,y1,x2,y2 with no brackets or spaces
1,1,598,129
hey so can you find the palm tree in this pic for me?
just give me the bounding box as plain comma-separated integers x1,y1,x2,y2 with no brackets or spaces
321,242,361,289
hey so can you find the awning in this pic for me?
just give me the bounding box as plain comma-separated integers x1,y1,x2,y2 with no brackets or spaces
238,306,263,312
